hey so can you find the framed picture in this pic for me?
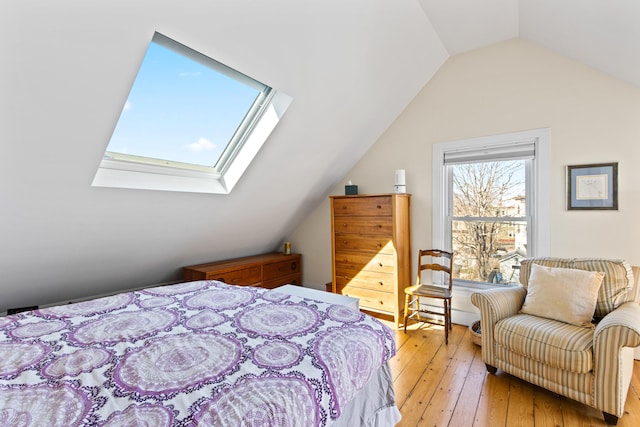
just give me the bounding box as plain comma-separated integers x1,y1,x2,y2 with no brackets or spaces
567,162,618,210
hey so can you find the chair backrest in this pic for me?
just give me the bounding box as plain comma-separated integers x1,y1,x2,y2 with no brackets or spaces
417,249,453,290
520,257,636,318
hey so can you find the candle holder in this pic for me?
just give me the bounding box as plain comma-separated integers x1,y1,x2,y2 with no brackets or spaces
394,169,406,193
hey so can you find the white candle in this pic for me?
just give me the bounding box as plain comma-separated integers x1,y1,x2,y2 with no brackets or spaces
395,169,406,186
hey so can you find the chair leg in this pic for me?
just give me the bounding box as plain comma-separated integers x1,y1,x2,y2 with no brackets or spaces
602,412,619,425
403,294,411,333
444,300,449,332
444,300,449,345
485,364,498,374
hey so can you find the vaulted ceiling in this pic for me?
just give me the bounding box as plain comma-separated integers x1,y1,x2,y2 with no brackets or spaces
420,0,640,88
2,0,638,310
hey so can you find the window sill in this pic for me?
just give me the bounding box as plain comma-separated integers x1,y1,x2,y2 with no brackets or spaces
453,281,520,291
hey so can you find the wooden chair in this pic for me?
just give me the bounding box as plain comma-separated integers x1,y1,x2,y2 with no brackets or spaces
403,249,454,343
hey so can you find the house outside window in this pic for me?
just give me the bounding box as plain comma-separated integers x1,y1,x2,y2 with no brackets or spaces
432,129,550,287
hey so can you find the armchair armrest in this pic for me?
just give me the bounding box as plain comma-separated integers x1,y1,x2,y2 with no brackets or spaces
593,301,640,417
471,286,527,323
471,286,527,367
594,301,640,342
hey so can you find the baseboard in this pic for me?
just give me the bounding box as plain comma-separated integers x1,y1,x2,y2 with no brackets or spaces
417,288,481,327
1,280,182,317
452,309,479,327
6,305,39,315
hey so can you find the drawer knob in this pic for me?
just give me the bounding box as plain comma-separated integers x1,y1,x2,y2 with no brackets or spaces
343,240,348,245
379,300,384,305
291,262,297,271
377,224,382,229
376,243,382,249
378,281,384,286
378,262,383,267
376,205,382,209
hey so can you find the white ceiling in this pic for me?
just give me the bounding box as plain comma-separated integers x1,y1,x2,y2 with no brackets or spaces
419,0,640,88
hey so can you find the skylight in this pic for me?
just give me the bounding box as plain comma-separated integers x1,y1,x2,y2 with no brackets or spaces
93,32,292,194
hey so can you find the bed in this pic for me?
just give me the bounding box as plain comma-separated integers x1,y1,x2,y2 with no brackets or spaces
0,280,401,426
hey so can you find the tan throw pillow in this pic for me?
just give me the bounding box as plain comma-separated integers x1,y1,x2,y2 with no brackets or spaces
520,264,605,327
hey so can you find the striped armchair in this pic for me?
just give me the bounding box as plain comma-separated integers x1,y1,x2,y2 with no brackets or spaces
471,258,640,425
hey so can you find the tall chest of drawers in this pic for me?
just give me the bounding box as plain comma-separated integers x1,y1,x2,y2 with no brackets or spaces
330,194,411,327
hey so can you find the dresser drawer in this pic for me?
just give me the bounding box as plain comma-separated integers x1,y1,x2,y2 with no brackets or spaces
334,252,395,274
263,257,301,281
333,196,392,217
262,273,302,289
338,286,395,312
335,268,395,293
210,266,261,285
334,236,395,254
333,217,392,236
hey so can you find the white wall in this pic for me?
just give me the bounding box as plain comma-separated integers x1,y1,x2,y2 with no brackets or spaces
292,38,640,291
0,0,445,312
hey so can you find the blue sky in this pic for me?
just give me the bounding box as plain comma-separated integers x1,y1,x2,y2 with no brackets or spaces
106,40,260,167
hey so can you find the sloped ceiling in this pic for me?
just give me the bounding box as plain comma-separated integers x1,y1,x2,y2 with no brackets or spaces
1,0,638,310
420,0,640,87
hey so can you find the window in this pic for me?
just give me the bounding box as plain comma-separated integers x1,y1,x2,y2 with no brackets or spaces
432,129,550,287
92,32,292,194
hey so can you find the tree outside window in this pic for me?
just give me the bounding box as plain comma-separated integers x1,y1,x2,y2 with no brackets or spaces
449,159,527,284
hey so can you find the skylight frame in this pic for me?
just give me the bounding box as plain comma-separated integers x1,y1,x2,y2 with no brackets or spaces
92,32,291,194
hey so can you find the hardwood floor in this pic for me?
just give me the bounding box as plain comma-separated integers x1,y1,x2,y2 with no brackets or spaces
388,321,640,427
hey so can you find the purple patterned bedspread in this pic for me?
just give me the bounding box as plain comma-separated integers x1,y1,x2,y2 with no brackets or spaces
0,280,396,426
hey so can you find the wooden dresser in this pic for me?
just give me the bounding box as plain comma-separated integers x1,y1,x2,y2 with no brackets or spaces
330,194,411,327
183,253,302,289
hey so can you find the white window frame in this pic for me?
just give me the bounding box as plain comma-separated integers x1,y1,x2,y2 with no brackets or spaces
432,128,550,287
92,32,292,194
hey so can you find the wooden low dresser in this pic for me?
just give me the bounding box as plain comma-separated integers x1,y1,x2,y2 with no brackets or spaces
183,252,302,289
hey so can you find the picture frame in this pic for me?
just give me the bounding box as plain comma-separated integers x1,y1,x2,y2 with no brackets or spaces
567,162,618,210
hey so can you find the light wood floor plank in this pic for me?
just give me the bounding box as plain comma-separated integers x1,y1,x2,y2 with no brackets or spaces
448,348,486,426
395,325,466,426
559,395,591,427
384,323,640,427
416,328,477,426
393,328,444,410
390,327,437,382
505,376,535,427
473,370,510,426
532,386,563,427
